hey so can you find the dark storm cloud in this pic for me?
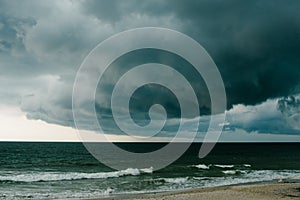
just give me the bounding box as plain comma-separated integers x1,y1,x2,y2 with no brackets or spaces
93,48,211,133
81,0,171,23
87,0,300,136
158,0,300,108
81,0,300,109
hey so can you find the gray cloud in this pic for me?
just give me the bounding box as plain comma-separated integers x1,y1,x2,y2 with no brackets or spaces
278,96,300,130
226,95,300,134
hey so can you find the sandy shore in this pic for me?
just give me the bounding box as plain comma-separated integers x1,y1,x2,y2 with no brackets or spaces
97,183,300,200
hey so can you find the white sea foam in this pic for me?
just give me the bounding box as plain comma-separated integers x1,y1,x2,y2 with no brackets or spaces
203,170,300,188
222,170,237,175
103,187,114,195
214,164,234,168
163,177,188,184
194,164,210,169
0,167,153,182
243,164,251,167
193,177,211,181
140,167,154,173
222,170,247,175
160,170,300,192
2,170,300,199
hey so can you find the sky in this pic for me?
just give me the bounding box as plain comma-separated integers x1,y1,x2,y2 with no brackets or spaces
0,0,299,142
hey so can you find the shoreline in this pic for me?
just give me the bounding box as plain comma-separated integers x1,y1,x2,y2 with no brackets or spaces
86,182,300,200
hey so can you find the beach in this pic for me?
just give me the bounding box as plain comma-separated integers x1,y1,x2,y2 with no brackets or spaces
101,183,300,200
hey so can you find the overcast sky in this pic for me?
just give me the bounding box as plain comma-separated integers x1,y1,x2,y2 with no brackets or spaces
0,0,299,141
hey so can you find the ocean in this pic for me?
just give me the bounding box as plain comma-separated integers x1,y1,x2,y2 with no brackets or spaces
0,142,299,199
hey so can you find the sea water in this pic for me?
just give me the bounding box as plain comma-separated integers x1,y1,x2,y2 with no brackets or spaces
0,142,299,199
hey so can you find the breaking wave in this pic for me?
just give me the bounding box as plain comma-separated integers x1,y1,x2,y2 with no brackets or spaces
0,167,153,183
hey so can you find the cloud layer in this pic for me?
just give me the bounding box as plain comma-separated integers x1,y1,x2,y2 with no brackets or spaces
0,0,299,138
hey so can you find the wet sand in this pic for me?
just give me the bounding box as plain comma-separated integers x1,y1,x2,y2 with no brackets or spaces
97,183,300,200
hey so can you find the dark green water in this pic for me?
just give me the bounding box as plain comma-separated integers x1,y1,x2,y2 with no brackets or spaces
0,142,299,199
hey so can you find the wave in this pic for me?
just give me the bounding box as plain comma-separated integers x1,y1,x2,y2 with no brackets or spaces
163,177,189,184
222,170,237,175
209,170,300,187
0,167,153,183
222,170,248,175
193,177,211,181
193,163,253,170
193,164,210,169
2,169,300,199
103,187,114,195
214,164,234,168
